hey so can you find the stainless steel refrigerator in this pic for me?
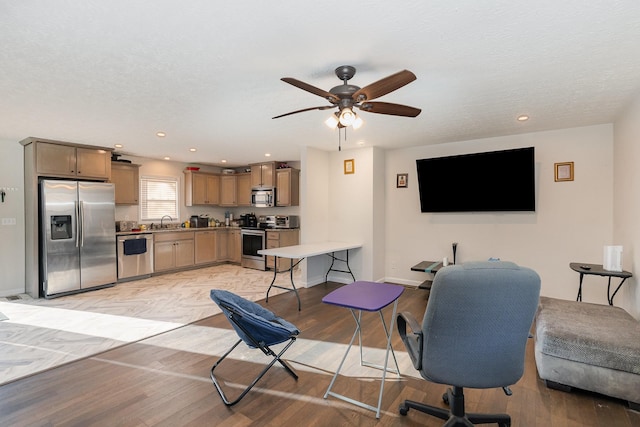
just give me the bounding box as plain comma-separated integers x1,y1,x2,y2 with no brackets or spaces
40,179,117,298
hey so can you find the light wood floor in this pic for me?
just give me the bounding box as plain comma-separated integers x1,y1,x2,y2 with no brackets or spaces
1,281,638,426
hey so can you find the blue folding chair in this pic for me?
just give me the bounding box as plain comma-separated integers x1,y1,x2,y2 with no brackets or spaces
209,289,300,406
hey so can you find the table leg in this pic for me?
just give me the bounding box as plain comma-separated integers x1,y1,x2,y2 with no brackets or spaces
576,273,584,302
608,277,628,306
323,303,401,419
374,298,400,418
325,250,356,283
266,256,302,311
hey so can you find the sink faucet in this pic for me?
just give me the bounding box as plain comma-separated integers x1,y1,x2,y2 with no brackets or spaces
160,215,173,228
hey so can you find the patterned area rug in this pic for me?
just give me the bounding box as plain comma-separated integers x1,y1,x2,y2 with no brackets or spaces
0,264,296,385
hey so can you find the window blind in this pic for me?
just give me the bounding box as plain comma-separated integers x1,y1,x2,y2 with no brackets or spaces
140,176,179,221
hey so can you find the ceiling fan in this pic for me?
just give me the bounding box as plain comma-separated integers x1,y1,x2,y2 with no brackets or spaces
273,65,421,128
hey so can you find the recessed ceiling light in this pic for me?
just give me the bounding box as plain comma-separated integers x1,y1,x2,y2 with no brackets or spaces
156,131,166,137
114,144,123,148
265,153,271,157
164,156,170,160
189,148,197,152
221,160,227,163
517,115,529,122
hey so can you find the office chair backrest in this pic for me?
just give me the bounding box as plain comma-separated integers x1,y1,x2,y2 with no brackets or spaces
421,261,540,389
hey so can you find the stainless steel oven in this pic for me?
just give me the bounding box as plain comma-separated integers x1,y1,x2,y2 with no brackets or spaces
241,228,266,270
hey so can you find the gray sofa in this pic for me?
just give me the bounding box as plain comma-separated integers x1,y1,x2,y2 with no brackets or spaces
534,296,640,410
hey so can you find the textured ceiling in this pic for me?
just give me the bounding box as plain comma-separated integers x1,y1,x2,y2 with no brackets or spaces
2,1,640,165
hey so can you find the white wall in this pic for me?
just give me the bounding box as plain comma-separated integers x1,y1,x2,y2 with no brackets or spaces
0,140,25,297
613,93,640,319
384,124,615,305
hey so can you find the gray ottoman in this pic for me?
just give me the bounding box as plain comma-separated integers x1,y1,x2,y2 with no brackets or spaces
535,296,640,410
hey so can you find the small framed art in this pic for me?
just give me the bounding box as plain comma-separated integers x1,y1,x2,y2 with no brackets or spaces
397,173,408,188
344,159,354,174
554,162,574,182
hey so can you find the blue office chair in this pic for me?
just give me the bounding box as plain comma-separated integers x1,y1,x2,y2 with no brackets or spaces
209,289,300,406
397,261,541,426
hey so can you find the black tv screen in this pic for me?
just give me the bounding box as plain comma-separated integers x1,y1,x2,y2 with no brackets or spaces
416,147,535,212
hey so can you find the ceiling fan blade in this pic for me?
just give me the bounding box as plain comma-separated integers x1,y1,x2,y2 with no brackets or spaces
272,105,335,119
352,70,417,101
281,78,340,103
358,101,422,117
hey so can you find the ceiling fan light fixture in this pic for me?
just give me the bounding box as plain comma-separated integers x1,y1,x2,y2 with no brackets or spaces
352,116,364,129
325,114,339,129
339,108,356,127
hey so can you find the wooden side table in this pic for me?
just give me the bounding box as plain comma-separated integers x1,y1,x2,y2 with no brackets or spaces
411,260,446,289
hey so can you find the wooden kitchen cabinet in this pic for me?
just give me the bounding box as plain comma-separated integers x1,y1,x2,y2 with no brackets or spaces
250,161,276,188
266,229,299,272
276,168,300,206
216,230,229,261
219,175,237,206
35,141,111,180
184,171,220,206
154,231,195,272
236,173,252,206
229,229,241,263
110,162,140,205
194,230,217,264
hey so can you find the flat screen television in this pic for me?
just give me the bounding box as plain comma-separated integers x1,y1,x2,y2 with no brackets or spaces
416,147,535,212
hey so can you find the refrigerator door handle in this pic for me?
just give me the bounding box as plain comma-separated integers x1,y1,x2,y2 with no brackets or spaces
79,200,85,247
75,201,80,248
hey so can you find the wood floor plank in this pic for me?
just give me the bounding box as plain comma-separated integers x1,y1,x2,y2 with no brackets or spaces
0,282,637,426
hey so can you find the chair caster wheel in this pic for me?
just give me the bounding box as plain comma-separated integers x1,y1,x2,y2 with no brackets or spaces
399,404,408,416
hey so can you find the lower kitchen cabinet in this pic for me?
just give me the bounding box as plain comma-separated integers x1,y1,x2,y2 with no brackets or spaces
154,231,195,272
216,230,229,261
266,229,299,272
229,229,241,263
195,230,217,264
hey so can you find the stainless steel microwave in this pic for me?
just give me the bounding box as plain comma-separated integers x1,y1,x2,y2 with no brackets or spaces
251,188,275,207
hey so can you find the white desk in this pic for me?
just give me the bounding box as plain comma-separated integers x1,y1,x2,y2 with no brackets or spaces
258,241,362,310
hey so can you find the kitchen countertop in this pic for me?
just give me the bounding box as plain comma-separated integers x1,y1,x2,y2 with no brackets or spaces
116,226,242,236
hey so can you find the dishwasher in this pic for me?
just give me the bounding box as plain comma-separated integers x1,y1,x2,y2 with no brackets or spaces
117,233,154,281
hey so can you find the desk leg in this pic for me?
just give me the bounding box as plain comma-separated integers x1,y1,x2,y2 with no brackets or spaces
608,277,628,306
266,256,302,311
576,273,584,302
325,250,356,283
265,258,278,304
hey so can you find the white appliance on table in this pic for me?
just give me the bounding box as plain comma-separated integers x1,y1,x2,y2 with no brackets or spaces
40,179,117,298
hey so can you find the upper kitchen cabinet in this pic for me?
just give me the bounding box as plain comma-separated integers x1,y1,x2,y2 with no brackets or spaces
250,161,276,188
236,173,251,206
110,162,140,205
219,175,237,207
23,139,112,180
276,168,300,206
184,171,220,206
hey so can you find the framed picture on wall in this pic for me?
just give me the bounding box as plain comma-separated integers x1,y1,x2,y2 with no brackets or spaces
554,162,574,182
344,159,354,174
397,173,408,188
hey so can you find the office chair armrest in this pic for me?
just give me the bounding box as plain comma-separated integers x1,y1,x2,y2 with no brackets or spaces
397,311,423,370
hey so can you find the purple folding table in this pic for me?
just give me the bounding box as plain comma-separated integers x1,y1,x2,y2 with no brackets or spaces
322,281,404,419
